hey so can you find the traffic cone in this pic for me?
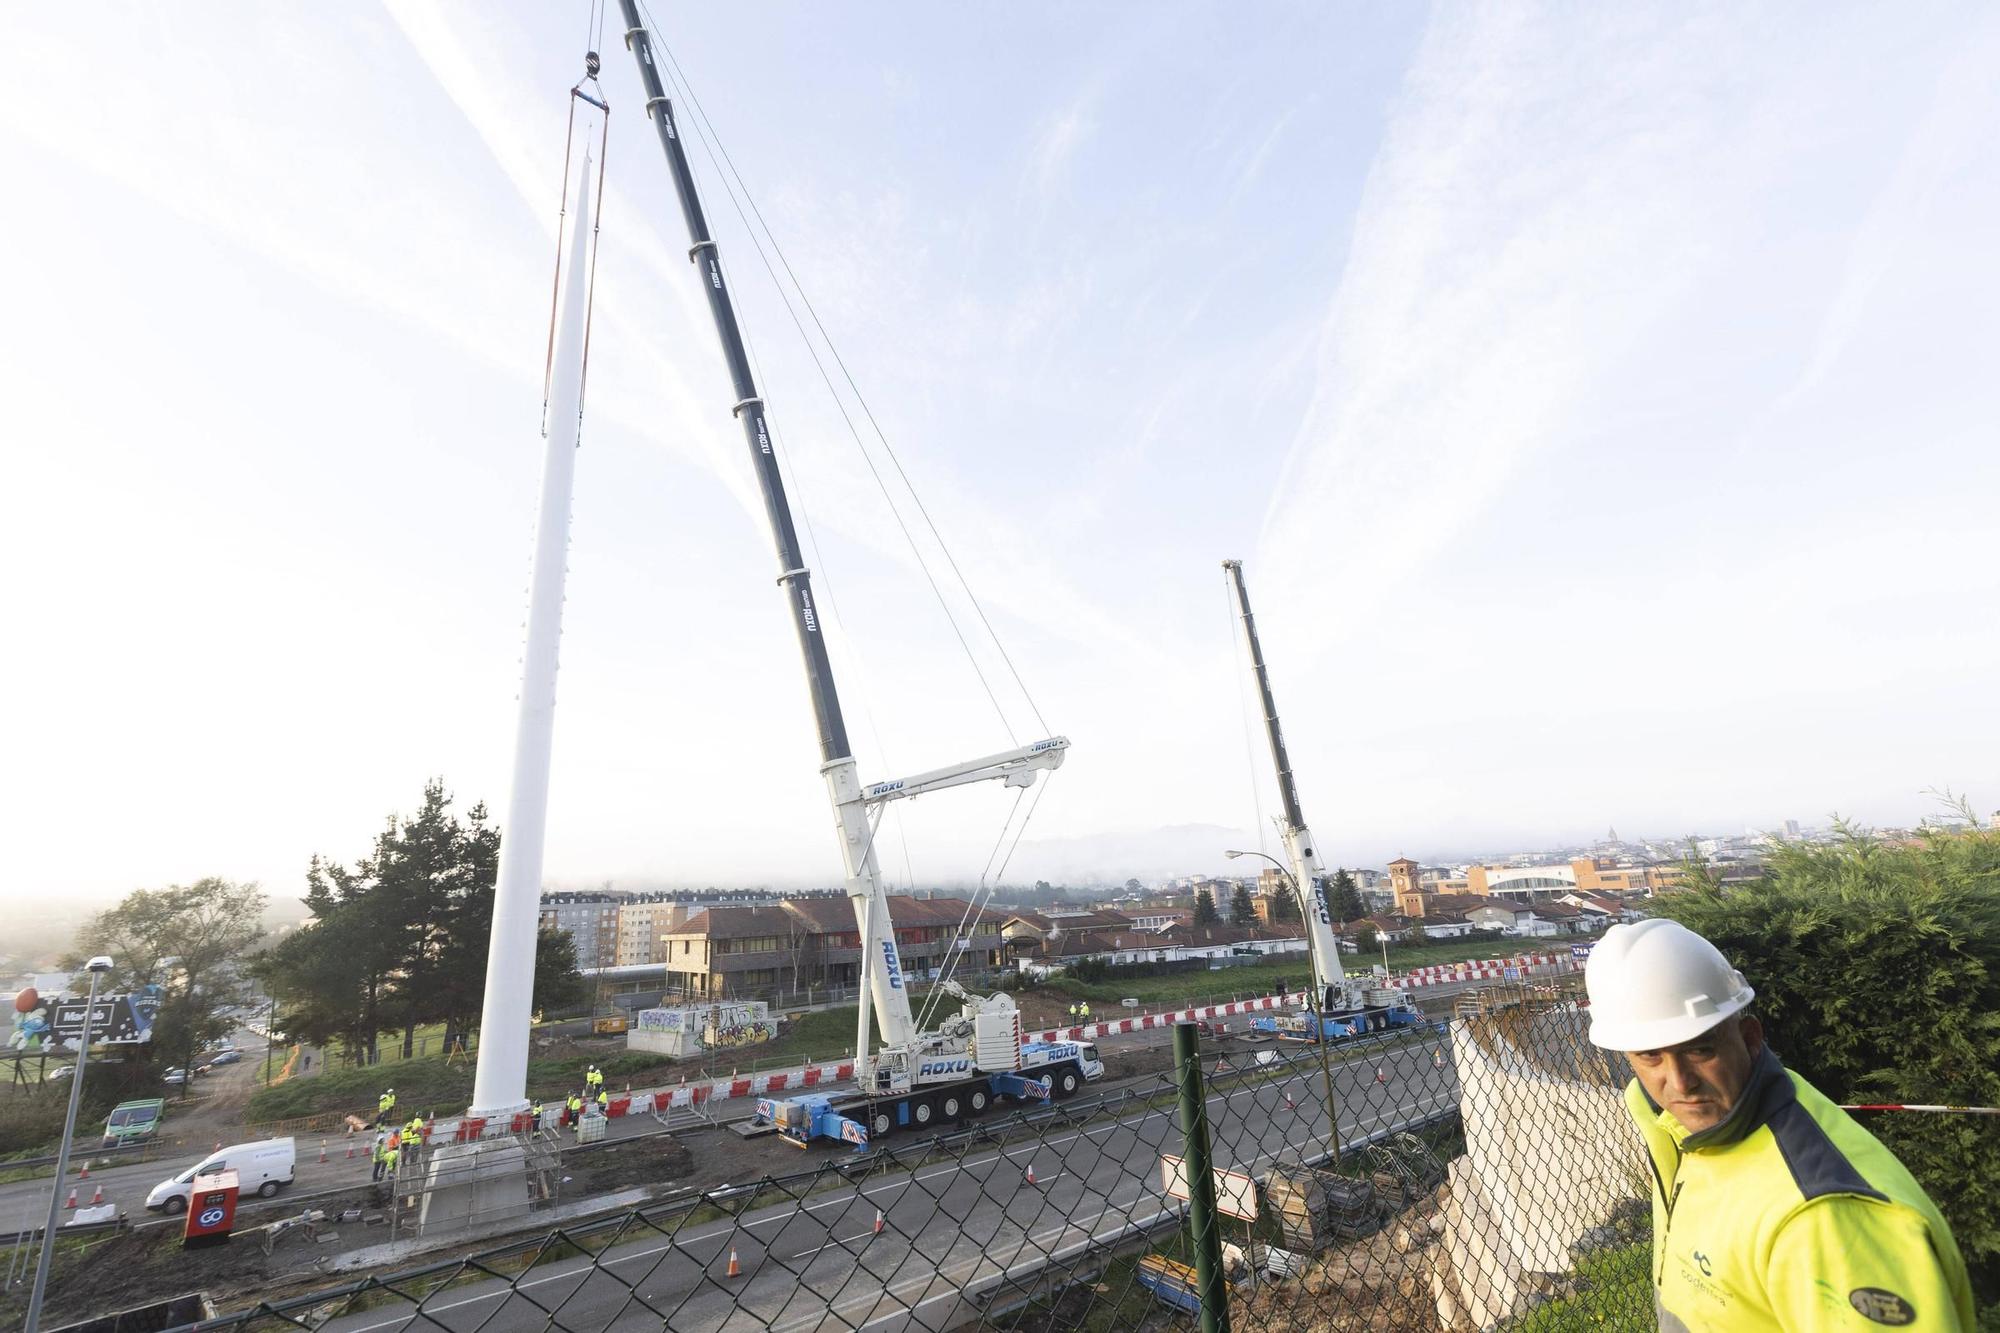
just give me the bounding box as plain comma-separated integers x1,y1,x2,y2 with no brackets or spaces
1433,1050,1445,1069
725,1246,742,1279
873,1208,884,1235
1283,1091,1297,1111
319,1139,328,1163
91,1182,104,1206
1374,1065,1387,1085
1025,1163,1039,1186
64,1187,77,1209
78,1162,89,1180
346,1140,356,1160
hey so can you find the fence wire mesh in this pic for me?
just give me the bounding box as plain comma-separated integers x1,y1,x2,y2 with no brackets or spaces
164,982,1651,1332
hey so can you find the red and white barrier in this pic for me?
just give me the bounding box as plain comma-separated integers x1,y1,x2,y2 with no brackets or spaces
429,964,1582,1140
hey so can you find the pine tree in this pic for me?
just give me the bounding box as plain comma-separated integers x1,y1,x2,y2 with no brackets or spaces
1327,869,1367,925
1193,889,1220,927
1229,885,1258,927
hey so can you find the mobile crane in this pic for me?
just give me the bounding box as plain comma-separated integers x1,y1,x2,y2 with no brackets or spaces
616,9,1101,1148
1222,560,1422,1042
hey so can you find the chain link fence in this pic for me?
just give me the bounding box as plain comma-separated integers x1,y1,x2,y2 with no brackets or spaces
161,981,1648,1331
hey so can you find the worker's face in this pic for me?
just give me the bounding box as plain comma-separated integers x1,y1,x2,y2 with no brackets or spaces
1626,1015,1762,1133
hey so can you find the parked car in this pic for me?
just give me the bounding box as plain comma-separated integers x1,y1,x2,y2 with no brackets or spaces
46,1065,75,1082
162,1067,188,1086
102,1098,166,1148
145,1138,296,1213
205,1049,242,1066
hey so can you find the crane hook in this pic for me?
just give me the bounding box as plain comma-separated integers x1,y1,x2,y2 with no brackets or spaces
584,50,601,79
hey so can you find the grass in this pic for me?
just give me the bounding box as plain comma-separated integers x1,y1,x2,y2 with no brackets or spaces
1500,1240,1653,1330
1032,937,1571,1007
246,1048,672,1122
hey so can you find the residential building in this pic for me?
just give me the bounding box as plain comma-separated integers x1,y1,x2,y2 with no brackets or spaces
538,892,624,972
615,900,688,966
658,896,1008,1000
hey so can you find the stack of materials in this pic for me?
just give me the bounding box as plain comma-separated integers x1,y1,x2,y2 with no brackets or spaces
1263,1166,1383,1249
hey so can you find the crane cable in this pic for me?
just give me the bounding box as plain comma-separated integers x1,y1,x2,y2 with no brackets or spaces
1227,568,1272,859
540,51,611,437
635,0,1048,745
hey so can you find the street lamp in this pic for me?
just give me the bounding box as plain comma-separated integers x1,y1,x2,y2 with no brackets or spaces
25,955,113,1333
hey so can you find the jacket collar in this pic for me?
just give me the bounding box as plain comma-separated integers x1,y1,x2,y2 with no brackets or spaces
1641,1044,1791,1150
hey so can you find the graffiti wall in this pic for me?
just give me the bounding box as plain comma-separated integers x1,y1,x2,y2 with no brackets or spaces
630,1001,776,1058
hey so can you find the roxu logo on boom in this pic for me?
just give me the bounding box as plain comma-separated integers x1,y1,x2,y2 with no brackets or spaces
882,941,904,989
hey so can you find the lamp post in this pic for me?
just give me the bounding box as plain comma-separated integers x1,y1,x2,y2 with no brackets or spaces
1224,849,1343,1162
264,994,278,1087
25,955,114,1333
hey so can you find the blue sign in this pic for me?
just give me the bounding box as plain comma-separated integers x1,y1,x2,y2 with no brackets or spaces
1570,943,1596,961
198,1206,226,1227
882,941,904,990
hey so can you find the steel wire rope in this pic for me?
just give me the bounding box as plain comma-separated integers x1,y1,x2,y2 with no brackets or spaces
638,3,1044,743
915,784,1030,1034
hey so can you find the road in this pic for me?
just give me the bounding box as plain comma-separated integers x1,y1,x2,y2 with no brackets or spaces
307,1032,1460,1333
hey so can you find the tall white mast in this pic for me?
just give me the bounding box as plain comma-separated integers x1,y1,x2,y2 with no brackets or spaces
467,147,598,1119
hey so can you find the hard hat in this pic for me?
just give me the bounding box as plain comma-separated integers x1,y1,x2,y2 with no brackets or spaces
386,1087,394,1094
1584,919,1754,1051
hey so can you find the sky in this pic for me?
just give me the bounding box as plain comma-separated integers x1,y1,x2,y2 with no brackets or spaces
2,3,1996,907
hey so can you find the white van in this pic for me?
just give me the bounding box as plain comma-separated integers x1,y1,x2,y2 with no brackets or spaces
144,1137,296,1213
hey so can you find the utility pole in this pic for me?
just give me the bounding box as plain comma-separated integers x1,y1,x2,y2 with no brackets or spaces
25,956,113,1333
263,995,278,1087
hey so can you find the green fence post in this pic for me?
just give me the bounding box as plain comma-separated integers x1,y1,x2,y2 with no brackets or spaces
1174,1022,1231,1333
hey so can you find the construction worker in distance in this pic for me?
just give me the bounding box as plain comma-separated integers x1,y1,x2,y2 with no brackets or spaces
377,1087,396,1126
380,1136,400,1183
586,1063,603,1094
403,1113,425,1160
1066,1003,1078,1022
530,1098,544,1128
370,1132,390,1182
595,1088,609,1116
1078,1001,1091,1022
565,1090,583,1129
1585,920,1974,1331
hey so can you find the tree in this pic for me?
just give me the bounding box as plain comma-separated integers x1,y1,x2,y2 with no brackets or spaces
1228,885,1258,927
1269,885,1301,922
1651,817,2000,1308
1124,878,1143,894
254,781,585,1065
1327,870,1367,925
69,878,266,1092
1193,889,1220,927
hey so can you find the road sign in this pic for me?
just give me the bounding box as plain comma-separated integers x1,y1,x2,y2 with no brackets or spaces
1161,1154,1259,1222
1570,943,1596,961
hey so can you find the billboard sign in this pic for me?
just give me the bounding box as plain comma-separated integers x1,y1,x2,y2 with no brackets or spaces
11,985,161,1051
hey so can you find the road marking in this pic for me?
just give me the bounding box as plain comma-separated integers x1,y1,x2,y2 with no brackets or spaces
786,1229,879,1261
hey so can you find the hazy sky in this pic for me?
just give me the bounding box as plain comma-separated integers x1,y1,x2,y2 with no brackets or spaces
3,3,1995,905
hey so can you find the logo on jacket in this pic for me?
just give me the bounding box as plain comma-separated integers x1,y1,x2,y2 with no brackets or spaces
1691,1251,1712,1277
1848,1289,1916,1326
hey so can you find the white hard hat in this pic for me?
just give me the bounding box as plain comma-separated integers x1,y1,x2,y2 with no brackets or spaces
1584,920,1754,1051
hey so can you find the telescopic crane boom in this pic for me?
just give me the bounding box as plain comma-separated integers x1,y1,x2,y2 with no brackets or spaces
617,9,1099,1143
1224,560,1422,1041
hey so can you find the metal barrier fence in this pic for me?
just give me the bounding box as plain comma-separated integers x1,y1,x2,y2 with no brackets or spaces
156,981,1654,1332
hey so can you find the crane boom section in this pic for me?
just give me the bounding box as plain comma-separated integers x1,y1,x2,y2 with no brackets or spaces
1223,560,1349,997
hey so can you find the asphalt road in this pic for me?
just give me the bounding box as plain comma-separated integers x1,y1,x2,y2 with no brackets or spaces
315,1032,1461,1333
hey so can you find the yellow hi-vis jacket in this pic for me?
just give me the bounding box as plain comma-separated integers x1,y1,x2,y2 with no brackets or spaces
1626,1047,1973,1331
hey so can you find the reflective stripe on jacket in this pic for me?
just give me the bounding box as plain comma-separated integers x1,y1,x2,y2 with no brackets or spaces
1625,1047,1973,1331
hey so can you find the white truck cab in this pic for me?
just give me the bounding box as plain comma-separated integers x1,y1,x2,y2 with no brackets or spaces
145,1136,296,1213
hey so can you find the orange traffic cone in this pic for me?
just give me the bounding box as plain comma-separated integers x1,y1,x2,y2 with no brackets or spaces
91,1182,104,1205
1025,1163,1039,1186
346,1140,356,1160
319,1139,328,1163
78,1162,89,1180
1374,1066,1387,1085
64,1187,77,1209
1283,1091,1297,1111
1433,1050,1445,1069
873,1208,884,1235
725,1247,742,1279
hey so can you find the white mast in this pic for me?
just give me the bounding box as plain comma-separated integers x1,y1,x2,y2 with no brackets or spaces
467,147,597,1119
